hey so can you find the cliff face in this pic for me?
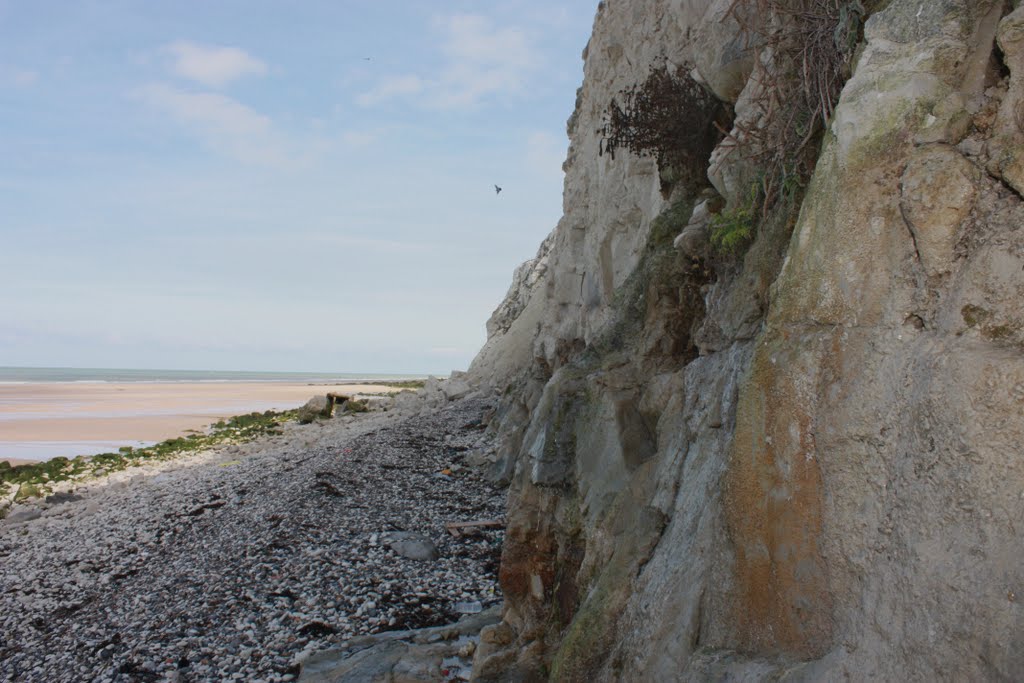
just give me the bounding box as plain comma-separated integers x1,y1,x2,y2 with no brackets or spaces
469,0,1024,680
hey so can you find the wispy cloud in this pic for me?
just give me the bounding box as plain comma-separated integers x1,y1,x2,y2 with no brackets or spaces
0,65,38,87
356,75,425,107
441,14,534,69
132,83,317,167
357,13,540,109
164,41,267,88
135,83,269,134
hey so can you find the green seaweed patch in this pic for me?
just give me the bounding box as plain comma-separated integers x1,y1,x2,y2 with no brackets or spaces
0,409,297,502
374,379,426,389
15,483,44,502
549,547,633,680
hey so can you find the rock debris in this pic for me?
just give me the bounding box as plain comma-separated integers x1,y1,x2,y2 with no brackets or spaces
0,398,503,683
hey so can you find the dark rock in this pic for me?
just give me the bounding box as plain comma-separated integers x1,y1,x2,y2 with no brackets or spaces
297,621,337,637
45,492,83,506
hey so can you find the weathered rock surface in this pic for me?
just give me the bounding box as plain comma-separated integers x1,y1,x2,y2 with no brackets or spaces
900,144,980,275
298,606,499,683
297,395,334,424
464,0,1024,680
485,235,552,339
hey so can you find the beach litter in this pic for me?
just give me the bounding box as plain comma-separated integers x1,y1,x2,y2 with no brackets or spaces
453,600,483,614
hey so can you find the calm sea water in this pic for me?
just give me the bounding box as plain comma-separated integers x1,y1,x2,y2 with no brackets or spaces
0,366,426,384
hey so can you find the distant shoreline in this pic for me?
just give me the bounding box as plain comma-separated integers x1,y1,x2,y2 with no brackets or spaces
0,379,423,465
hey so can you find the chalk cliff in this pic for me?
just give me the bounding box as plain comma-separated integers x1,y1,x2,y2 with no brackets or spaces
468,0,1024,680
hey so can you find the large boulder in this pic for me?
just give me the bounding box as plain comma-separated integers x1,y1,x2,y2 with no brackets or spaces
442,371,473,401
296,395,333,424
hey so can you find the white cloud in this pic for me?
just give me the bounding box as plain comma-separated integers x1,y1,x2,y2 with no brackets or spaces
135,83,269,134
0,66,38,87
133,83,317,167
441,14,533,69
164,41,267,87
356,75,425,107
356,14,539,109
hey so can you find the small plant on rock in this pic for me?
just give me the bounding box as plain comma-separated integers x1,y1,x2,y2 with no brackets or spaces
710,184,759,253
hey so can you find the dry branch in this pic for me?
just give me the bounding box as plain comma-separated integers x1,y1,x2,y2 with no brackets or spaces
724,0,865,215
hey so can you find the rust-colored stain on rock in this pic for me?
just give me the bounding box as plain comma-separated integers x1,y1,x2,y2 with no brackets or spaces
724,334,833,657
499,504,563,643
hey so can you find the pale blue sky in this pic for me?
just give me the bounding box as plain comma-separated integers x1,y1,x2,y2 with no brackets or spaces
0,1,596,374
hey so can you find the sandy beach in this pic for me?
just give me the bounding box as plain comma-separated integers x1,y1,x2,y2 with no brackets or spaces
0,381,405,463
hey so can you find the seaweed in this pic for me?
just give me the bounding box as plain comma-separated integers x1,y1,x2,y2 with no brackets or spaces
1,409,298,503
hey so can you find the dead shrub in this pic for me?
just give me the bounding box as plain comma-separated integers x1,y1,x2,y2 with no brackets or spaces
725,0,867,214
601,65,732,196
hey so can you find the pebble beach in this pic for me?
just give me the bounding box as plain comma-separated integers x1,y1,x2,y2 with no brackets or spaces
0,394,503,682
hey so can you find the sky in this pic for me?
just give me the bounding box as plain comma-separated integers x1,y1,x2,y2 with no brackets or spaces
0,1,597,375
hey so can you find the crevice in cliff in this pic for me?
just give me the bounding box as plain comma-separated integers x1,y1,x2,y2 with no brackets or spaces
897,179,925,266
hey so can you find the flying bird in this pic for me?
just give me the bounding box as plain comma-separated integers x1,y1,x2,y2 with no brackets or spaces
494,184,502,195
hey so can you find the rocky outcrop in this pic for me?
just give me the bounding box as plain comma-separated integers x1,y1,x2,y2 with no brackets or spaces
466,0,1024,680
300,607,500,683
297,395,334,424
485,235,553,339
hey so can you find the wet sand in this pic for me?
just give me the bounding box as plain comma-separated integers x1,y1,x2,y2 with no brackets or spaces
0,382,403,463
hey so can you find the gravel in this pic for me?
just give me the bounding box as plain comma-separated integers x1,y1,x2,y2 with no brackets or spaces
0,398,504,683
